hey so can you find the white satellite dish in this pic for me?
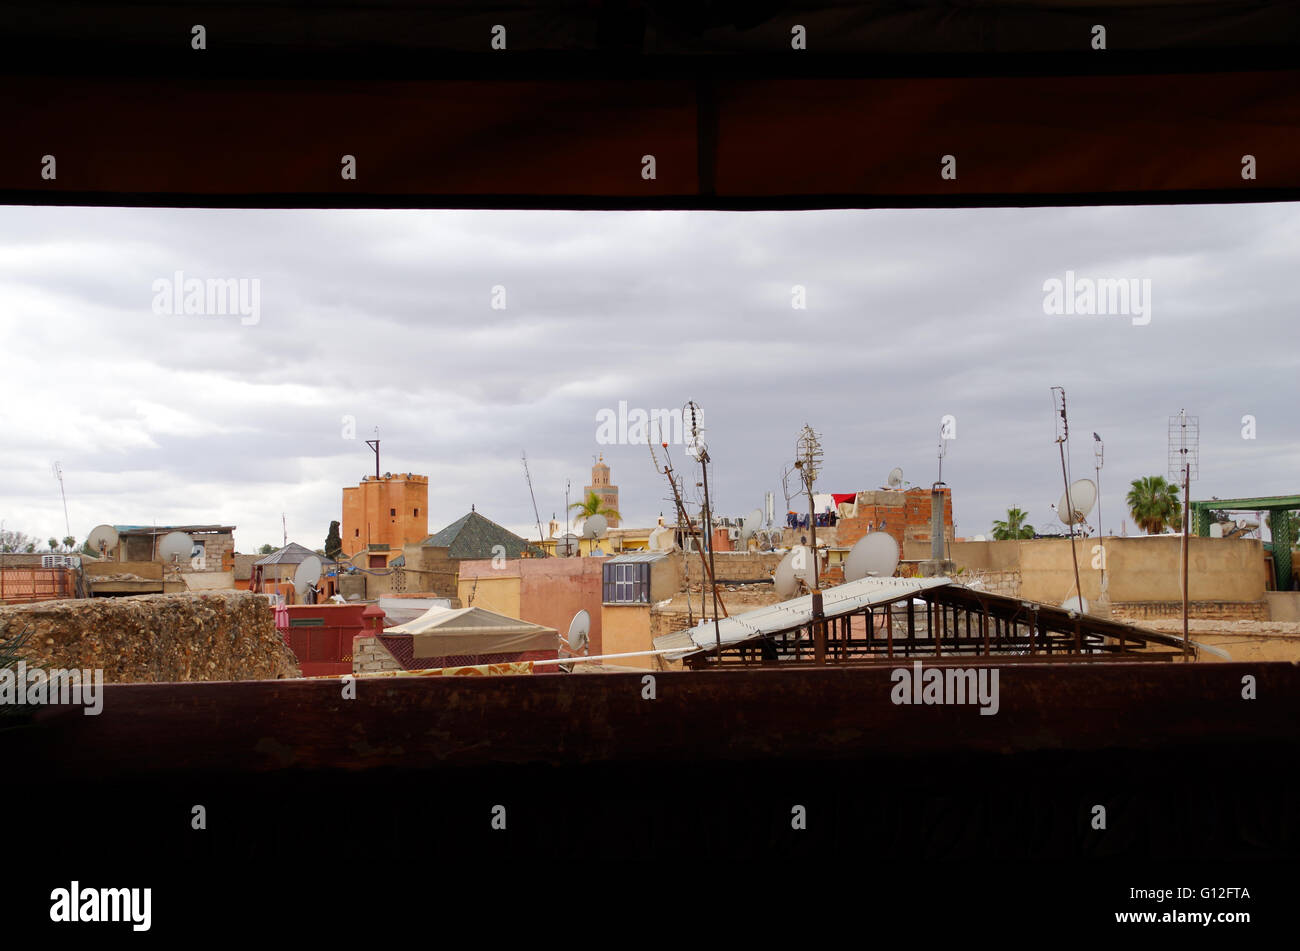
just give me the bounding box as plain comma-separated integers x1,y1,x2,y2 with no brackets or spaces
156,531,194,564
773,545,816,598
294,555,323,600
887,467,904,489
86,524,119,558
566,610,591,653
1057,479,1097,525
1061,595,1089,614
557,533,579,556
844,532,900,581
739,507,764,545
647,526,676,551
583,514,608,539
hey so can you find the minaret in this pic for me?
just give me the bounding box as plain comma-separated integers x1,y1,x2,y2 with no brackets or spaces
585,454,620,528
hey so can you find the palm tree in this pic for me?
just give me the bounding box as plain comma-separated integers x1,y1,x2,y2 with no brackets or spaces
47,537,59,552
1126,475,1182,534
991,506,1035,540
568,490,620,525
62,535,76,551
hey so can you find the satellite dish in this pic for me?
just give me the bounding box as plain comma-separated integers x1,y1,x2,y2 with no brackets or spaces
567,610,591,653
156,531,194,564
86,524,119,557
648,526,675,551
583,514,608,539
887,467,904,489
294,555,323,599
773,546,816,598
740,507,764,544
1061,595,1089,614
844,532,900,582
1057,479,1097,525
557,533,579,556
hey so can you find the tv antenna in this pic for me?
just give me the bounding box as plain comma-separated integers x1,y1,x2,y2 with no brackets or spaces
649,422,726,623
685,400,722,654
52,461,71,540
1050,386,1085,618
793,423,828,663
365,428,380,480
1168,409,1199,659
936,429,948,486
521,451,548,557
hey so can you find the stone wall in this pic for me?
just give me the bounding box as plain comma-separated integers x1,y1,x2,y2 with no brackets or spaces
0,592,299,683
352,635,404,675
1111,600,1269,622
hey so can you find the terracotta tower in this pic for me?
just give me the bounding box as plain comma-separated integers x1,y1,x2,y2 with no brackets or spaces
584,454,620,528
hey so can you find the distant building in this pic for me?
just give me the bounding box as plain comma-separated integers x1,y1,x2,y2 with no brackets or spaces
584,455,620,528
387,509,536,599
112,525,235,572
341,472,429,566
836,488,954,559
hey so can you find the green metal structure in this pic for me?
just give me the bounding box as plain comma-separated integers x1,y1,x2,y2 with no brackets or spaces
1190,495,1299,591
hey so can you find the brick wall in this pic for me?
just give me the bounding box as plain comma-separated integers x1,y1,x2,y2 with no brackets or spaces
352,635,404,675
1111,600,1270,622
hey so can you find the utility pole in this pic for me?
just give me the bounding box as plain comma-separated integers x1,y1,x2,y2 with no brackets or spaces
686,401,723,659
795,424,825,664
1169,410,1199,661
1051,387,1085,614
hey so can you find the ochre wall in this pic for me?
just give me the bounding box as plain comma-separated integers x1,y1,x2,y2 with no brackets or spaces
456,569,522,619
600,604,654,663
948,536,1267,604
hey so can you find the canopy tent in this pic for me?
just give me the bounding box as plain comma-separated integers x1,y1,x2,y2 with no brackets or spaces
384,605,558,660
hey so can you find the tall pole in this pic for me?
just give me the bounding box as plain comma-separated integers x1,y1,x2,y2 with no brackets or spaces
1183,464,1191,660
1052,388,1084,612
700,451,722,658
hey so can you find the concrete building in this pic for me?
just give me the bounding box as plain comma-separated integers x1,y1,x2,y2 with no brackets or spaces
341,472,429,565
111,524,235,572
836,488,954,558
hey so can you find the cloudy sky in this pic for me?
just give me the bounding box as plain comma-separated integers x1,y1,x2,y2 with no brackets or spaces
1,202,1296,551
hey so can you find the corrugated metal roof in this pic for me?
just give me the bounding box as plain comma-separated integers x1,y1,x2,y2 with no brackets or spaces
655,575,952,659
605,552,667,564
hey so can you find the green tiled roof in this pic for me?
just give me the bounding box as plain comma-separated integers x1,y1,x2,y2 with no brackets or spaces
422,511,530,560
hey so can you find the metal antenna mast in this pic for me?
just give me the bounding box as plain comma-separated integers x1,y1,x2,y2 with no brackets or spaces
52,461,70,541
651,421,727,623
1051,387,1084,616
1168,410,1199,660
794,423,827,664
521,451,547,556
365,428,380,479
686,401,723,655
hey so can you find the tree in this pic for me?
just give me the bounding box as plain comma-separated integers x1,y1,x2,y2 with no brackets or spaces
1126,475,1183,534
257,543,276,555
568,490,620,524
991,506,1035,540
62,536,76,551
0,529,35,553
325,521,343,561
47,538,59,552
